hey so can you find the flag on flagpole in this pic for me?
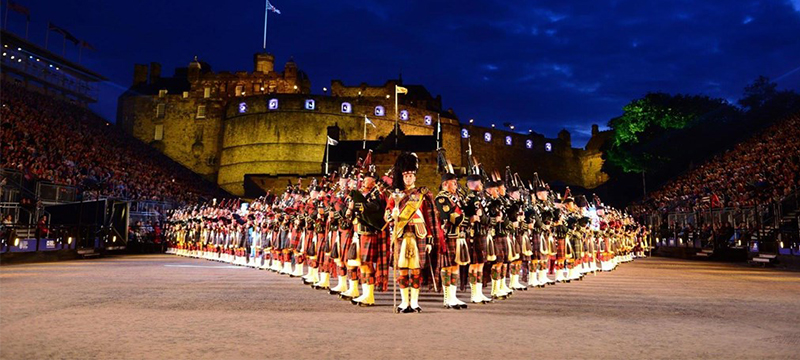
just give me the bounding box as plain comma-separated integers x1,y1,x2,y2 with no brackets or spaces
8,0,30,20
267,0,281,14
395,85,408,94
327,136,338,146
364,115,376,128
48,22,79,45
80,40,96,51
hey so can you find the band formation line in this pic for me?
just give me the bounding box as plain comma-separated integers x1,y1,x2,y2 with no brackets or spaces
165,149,649,313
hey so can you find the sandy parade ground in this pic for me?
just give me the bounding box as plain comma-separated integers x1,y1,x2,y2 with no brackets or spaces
1,254,799,360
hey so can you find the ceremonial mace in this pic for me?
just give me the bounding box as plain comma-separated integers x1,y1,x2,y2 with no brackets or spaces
390,189,404,314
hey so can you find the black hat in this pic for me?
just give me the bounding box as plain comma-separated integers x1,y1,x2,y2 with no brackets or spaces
578,216,590,227
508,186,520,193
466,174,482,182
392,152,419,190
485,180,500,189
441,173,457,182
576,195,589,208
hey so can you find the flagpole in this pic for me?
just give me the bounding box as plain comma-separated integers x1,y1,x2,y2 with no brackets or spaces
263,0,268,50
363,117,367,150
325,140,330,174
436,113,441,148
3,0,8,30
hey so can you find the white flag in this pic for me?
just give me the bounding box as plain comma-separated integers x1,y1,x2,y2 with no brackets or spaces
327,136,338,146
364,115,376,128
395,85,408,94
267,1,281,14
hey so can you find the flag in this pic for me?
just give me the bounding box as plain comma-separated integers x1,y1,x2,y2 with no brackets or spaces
327,136,338,146
80,40,96,51
48,22,79,45
364,115,376,128
395,85,408,94
8,0,30,19
267,0,281,14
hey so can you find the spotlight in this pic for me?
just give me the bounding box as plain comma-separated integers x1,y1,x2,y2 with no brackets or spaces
529,129,533,133
469,119,474,123
293,85,298,90
385,94,390,99
510,125,515,130
68,237,73,244
491,124,495,128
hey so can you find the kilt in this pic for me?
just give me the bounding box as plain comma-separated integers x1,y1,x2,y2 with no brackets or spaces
439,236,457,268
470,233,486,264
279,230,291,250
555,238,566,261
302,230,316,257
393,232,428,269
314,232,328,271
289,229,302,251
359,232,380,264
492,235,508,263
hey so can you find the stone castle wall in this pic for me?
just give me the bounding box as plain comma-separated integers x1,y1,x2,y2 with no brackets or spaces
118,54,610,197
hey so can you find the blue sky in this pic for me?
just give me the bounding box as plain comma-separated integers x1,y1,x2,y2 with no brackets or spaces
5,0,800,146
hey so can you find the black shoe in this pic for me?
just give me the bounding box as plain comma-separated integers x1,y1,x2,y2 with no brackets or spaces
358,302,374,307
339,295,352,301
458,303,468,309
350,299,359,305
412,307,422,313
399,306,412,313
329,289,341,295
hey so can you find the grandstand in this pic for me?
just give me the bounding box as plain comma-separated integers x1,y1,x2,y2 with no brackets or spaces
635,113,800,267
1,31,229,259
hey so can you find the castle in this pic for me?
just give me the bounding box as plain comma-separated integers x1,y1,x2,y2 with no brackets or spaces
117,53,609,196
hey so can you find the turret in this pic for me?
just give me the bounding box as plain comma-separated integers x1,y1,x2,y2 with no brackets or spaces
254,52,274,73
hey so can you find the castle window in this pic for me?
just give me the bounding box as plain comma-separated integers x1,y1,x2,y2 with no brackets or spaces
204,87,211,98
505,136,512,146
424,115,432,125
235,85,243,96
268,98,279,110
399,110,409,121
238,102,248,114
341,102,352,113
156,103,165,118
158,89,167,97
305,99,315,110
196,105,206,119
545,142,552,152
182,91,189,98
484,132,492,142
374,106,385,116
526,139,533,149
461,129,469,139
254,84,260,93
154,124,164,141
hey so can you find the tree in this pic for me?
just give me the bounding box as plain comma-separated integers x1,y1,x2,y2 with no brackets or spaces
738,76,777,111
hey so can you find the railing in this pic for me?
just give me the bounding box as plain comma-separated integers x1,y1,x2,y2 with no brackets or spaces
0,223,127,254
36,182,78,204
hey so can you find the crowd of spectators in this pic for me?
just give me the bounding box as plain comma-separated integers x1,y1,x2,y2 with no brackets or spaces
1,80,226,205
643,113,799,214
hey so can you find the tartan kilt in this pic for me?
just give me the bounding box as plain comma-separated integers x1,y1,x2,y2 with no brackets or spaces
303,230,316,257
470,234,486,264
493,235,508,263
555,238,566,261
279,230,291,250
359,233,380,264
288,229,302,251
392,233,428,270
334,230,352,263
439,236,457,268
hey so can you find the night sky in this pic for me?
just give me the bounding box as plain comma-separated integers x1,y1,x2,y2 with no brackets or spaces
6,0,800,146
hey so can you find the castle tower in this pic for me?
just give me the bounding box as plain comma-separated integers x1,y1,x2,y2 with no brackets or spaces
254,52,274,74
188,56,202,82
